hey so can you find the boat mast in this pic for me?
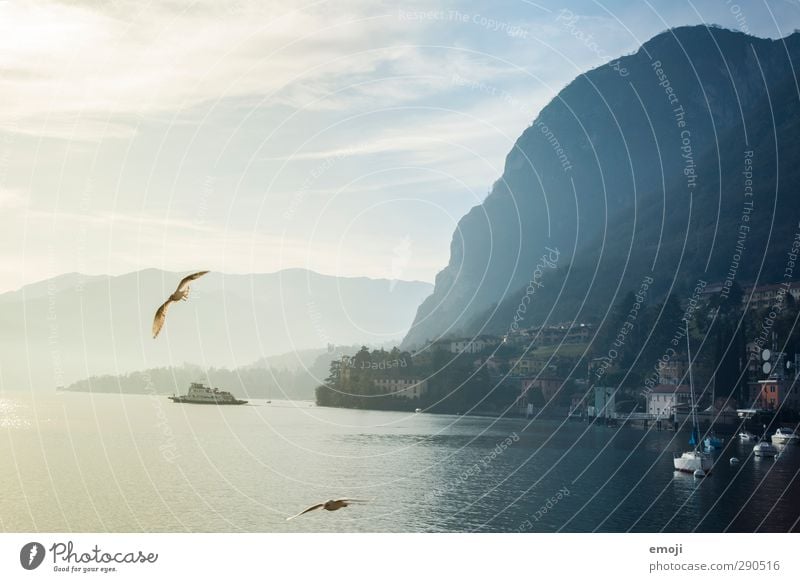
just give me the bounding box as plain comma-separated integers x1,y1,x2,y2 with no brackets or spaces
685,319,699,451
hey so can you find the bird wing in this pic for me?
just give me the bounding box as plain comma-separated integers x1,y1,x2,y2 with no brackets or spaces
286,503,324,521
176,270,209,293
335,498,370,503
152,299,173,339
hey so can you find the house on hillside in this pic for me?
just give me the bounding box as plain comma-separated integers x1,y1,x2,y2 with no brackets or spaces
658,357,688,385
743,281,800,310
520,376,564,404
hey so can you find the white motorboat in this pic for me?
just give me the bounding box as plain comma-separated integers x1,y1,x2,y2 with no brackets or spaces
753,440,778,457
673,322,713,475
771,427,799,446
738,431,757,442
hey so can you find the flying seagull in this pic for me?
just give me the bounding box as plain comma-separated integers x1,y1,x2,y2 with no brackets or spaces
152,271,209,339
286,498,369,521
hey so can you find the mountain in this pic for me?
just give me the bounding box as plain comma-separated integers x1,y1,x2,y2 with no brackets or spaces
402,25,800,347
0,269,431,391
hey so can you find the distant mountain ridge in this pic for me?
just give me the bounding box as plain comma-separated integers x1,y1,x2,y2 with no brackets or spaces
0,268,431,391
402,25,800,346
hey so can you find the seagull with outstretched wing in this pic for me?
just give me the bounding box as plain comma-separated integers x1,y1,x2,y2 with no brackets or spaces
152,271,209,339
286,498,369,521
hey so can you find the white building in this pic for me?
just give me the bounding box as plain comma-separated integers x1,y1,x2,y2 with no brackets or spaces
448,336,501,354
646,384,691,418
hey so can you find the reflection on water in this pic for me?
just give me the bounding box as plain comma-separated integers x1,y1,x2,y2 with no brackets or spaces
0,399,32,429
0,392,797,532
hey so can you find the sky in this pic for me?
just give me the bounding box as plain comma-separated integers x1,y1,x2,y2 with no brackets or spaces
2,0,800,292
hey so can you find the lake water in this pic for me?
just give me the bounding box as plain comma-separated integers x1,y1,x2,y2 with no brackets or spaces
0,392,798,532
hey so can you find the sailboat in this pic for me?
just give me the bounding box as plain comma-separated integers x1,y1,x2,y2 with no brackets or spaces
673,321,714,475
702,370,724,450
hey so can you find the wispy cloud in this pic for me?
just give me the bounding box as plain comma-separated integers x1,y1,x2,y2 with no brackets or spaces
0,1,505,139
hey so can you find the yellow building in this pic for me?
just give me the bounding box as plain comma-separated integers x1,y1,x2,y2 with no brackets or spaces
373,378,428,399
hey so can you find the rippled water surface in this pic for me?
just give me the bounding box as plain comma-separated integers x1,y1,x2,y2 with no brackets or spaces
0,393,797,532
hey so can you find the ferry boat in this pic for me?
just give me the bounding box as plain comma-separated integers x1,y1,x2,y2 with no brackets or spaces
771,427,799,446
169,382,248,405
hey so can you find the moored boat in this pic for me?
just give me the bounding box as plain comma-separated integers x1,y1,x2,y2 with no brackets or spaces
738,430,757,442
674,450,714,473
753,440,778,457
771,427,799,446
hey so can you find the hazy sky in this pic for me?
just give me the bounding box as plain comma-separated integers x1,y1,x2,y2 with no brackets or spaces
2,0,800,292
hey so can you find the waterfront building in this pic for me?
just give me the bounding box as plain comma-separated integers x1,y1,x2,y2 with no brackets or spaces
748,378,800,412
373,377,429,399
591,386,616,418
646,384,692,418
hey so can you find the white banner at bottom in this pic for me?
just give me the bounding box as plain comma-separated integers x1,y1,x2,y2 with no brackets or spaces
0,533,793,581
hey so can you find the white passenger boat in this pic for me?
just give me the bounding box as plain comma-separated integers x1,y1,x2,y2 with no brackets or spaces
169,382,248,405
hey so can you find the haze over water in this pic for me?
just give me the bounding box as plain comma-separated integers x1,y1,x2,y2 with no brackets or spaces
0,393,797,533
